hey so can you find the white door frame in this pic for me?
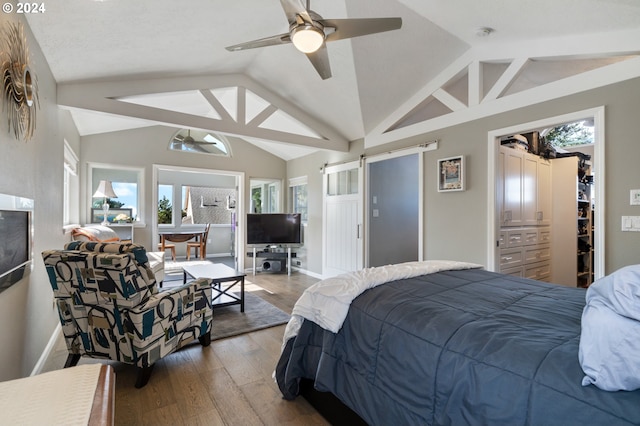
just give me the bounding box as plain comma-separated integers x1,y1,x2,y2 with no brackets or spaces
152,164,245,271
486,106,605,279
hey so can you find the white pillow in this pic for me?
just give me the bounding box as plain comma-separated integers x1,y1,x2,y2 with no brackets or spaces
579,264,640,391
71,225,119,242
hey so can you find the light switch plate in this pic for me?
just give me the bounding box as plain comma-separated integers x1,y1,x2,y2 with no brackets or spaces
631,189,640,205
622,216,640,231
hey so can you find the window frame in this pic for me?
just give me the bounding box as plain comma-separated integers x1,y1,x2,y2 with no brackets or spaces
87,163,145,226
289,175,308,224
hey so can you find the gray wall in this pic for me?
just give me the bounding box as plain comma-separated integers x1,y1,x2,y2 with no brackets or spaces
288,77,640,276
0,14,79,379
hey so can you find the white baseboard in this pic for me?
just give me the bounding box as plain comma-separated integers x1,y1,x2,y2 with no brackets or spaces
31,323,62,377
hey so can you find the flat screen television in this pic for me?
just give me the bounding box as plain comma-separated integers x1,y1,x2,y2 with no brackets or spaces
247,213,301,245
0,194,33,293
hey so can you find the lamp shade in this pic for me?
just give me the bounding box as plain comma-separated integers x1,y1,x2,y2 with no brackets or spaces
93,180,117,198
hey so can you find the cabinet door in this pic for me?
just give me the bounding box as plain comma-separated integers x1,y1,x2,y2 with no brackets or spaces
503,148,524,226
522,155,538,225
537,159,552,225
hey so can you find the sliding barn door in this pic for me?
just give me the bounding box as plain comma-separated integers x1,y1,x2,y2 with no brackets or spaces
323,162,363,277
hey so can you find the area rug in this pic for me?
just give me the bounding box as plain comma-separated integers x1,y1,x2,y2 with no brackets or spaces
211,293,290,341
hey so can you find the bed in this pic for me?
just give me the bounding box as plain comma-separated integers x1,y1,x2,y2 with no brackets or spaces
275,261,640,425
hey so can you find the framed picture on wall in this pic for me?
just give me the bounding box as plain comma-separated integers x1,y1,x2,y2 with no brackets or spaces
91,208,133,223
437,156,464,192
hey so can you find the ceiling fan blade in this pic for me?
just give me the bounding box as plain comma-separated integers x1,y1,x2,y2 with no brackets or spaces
279,0,311,24
226,33,291,52
323,17,402,42
306,45,332,80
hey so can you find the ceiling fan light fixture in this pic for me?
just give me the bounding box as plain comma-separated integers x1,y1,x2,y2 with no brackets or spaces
291,25,325,53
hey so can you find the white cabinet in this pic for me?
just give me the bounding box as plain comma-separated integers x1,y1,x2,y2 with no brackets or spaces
498,146,552,227
108,223,134,242
498,226,552,282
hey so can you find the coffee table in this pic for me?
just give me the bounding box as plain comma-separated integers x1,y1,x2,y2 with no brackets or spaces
182,263,246,312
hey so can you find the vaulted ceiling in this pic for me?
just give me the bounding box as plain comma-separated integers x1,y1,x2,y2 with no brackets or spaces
25,0,640,159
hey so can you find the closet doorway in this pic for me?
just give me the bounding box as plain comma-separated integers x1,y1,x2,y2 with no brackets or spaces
487,107,605,285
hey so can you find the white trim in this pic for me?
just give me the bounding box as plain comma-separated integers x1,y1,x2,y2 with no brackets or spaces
288,175,308,187
486,106,605,279
31,324,62,376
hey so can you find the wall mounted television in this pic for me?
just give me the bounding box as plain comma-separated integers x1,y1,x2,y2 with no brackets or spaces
247,213,301,245
0,193,34,294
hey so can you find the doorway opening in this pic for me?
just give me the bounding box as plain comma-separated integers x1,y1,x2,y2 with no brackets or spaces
152,165,245,271
487,106,605,286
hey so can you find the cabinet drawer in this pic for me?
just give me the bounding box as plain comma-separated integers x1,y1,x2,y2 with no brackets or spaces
506,230,524,248
524,244,551,263
500,266,523,277
524,261,551,281
500,248,523,268
522,229,539,246
498,231,506,248
538,228,551,244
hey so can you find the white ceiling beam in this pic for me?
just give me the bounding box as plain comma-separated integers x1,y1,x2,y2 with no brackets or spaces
468,60,482,107
237,86,246,126
367,50,476,139
483,58,529,102
247,104,278,128
57,74,349,152
432,88,466,112
199,89,235,122
61,96,348,151
366,55,640,148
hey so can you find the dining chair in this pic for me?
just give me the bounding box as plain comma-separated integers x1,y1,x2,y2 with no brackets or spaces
158,240,176,261
187,223,210,260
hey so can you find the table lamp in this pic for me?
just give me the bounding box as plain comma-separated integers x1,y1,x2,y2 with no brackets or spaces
93,180,118,225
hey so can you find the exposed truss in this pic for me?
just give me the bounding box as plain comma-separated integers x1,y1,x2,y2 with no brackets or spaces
366,30,640,148
57,74,349,152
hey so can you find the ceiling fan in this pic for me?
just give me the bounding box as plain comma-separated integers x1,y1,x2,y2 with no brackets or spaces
170,129,219,154
225,0,402,80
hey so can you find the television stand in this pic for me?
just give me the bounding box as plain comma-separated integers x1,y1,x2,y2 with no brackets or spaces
249,247,296,276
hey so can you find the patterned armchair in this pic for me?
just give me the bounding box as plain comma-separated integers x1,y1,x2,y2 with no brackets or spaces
42,241,214,388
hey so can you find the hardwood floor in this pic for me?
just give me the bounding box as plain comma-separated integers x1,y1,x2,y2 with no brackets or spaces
42,271,330,425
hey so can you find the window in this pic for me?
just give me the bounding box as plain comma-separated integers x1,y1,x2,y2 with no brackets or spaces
289,176,308,223
250,179,281,213
327,168,358,196
158,184,174,225
88,164,144,224
63,141,79,225
169,129,231,156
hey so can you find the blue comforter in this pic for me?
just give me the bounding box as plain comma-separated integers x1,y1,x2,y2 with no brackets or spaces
275,269,640,425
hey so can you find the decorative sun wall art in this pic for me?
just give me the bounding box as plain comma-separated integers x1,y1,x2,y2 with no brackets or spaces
1,22,38,141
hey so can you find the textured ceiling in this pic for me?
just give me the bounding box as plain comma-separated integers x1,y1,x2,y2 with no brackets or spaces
25,0,640,158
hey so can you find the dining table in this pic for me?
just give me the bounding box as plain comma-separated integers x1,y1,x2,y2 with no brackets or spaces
158,230,206,259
